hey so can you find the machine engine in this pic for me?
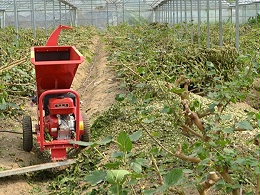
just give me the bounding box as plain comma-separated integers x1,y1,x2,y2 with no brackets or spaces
57,114,75,140
44,96,76,140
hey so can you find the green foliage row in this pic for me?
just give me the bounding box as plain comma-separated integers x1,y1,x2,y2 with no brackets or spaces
106,22,258,95
46,22,258,195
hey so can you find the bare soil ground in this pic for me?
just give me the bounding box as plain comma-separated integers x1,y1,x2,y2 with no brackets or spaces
0,36,120,194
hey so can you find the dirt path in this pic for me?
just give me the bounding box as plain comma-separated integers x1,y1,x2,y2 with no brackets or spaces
0,36,119,194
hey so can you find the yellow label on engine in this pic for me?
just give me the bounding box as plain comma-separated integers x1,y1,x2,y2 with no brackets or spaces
79,121,84,130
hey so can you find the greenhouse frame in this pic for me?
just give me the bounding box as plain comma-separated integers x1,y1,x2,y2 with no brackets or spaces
0,0,259,48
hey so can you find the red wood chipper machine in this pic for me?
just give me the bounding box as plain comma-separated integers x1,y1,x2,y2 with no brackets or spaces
22,25,90,161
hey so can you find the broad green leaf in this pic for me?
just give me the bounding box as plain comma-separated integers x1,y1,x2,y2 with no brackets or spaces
115,94,125,101
129,130,142,142
106,170,130,184
223,148,235,154
127,93,137,103
198,158,211,165
234,158,245,165
170,87,185,94
161,105,173,114
208,103,217,112
111,151,124,158
104,162,121,169
143,116,155,124
223,127,234,133
84,170,106,185
143,189,156,195
130,162,142,174
232,183,241,189
98,136,112,145
0,103,6,110
164,168,183,186
236,121,254,130
117,131,132,152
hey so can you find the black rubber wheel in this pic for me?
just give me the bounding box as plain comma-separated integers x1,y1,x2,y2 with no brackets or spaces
22,115,33,152
81,113,90,142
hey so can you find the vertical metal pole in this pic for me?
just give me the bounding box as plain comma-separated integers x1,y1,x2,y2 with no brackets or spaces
184,0,187,37
197,0,201,44
167,1,170,23
31,0,36,38
3,11,6,28
14,0,18,45
53,0,55,28
180,0,183,36
139,0,141,22
206,0,210,48
180,0,182,23
173,0,175,25
176,0,178,23
165,4,167,23
116,6,118,25
59,1,62,24
107,2,109,26
219,0,223,46
161,4,164,23
169,2,171,23
75,9,78,26
162,5,164,23
215,0,217,22
69,7,72,26
164,3,167,23
235,0,239,49
230,7,232,23
170,0,174,24
44,0,47,34
122,0,125,23
244,5,246,23
190,0,194,44
64,5,66,23
91,0,93,25
157,7,162,23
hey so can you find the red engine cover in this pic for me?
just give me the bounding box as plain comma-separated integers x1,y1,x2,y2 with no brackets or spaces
44,115,58,139
48,97,75,115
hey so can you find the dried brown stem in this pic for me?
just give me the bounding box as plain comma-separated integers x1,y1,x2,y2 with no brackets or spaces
174,75,185,86
198,172,221,195
122,63,147,81
198,110,214,118
175,144,201,163
0,58,26,73
182,99,204,132
150,154,164,185
218,166,240,195
181,124,203,139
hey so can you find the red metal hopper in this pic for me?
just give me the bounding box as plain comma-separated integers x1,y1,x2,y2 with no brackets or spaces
31,25,84,97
